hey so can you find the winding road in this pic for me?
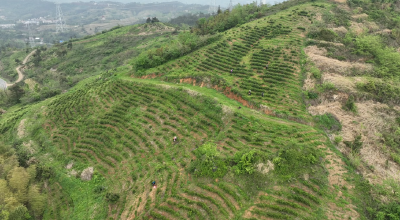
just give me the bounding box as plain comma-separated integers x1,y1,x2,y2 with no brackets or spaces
0,50,36,90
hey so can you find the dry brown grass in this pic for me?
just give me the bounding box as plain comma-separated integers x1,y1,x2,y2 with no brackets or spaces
322,73,366,92
303,71,316,91
308,101,400,183
331,26,348,35
352,13,369,20
304,46,373,75
17,119,27,138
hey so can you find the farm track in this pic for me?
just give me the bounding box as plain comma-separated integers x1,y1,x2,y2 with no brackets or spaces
5,49,36,87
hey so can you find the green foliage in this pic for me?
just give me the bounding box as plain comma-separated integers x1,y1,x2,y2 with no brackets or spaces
375,202,400,220
331,6,351,27
307,28,338,42
105,193,120,203
307,91,318,99
358,80,400,105
133,32,220,71
189,143,228,178
310,66,321,79
343,96,357,113
314,113,342,132
273,144,321,180
232,150,260,175
345,34,400,78
317,82,336,92
334,136,343,145
344,135,363,153
192,4,269,35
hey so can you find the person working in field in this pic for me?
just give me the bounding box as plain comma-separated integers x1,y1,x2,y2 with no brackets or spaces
173,136,177,142
248,90,251,95
231,69,233,73
152,181,156,188
266,64,269,69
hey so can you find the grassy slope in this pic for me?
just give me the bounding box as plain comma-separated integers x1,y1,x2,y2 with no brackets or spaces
20,22,175,95
0,1,375,220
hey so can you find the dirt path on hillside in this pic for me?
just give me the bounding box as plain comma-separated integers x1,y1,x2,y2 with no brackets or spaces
6,50,36,87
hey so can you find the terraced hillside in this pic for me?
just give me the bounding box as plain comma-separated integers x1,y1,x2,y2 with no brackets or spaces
36,76,329,219
133,4,325,122
3,0,400,219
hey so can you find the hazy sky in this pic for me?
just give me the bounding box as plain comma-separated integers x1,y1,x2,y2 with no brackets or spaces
55,0,286,7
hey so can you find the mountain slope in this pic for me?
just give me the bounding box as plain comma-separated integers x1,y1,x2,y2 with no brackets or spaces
2,0,400,219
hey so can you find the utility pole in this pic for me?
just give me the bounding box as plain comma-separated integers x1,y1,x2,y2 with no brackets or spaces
229,0,233,11
56,3,66,33
27,22,35,48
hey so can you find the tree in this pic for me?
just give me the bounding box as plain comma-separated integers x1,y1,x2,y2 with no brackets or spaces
217,5,222,14
7,167,29,203
28,185,45,217
151,17,159,23
8,205,30,220
8,84,25,104
67,41,72,50
146,17,151,23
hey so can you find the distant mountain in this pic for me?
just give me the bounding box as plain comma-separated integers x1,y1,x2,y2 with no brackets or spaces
53,0,282,7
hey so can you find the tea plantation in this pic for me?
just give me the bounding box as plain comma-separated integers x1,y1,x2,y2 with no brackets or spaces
134,4,321,123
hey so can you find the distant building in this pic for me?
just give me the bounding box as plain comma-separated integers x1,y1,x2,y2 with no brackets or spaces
0,24,15,29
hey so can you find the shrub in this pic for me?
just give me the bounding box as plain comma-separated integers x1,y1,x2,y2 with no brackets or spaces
307,91,318,99
188,142,227,178
106,193,120,203
344,134,362,153
334,136,343,145
310,66,321,79
314,113,342,132
343,96,357,113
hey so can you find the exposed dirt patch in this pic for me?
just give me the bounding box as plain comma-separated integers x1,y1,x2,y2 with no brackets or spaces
17,119,27,138
140,73,158,79
224,87,250,107
256,160,274,174
315,13,322,21
180,78,196,86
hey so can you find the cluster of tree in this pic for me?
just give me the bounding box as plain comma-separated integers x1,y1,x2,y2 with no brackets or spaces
192,3,270,35
133,31,220,71
0,144,46,220
146,17,160,23
169,13,211,27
